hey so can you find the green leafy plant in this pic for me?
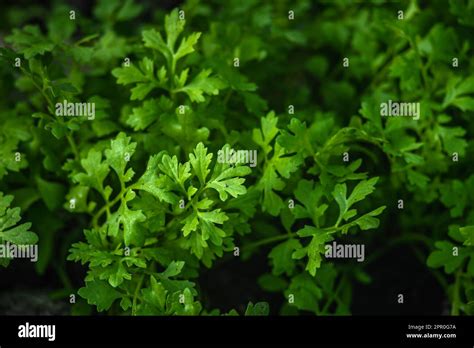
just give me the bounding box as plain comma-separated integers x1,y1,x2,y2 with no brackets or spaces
0,0,473,316
0,193,38,267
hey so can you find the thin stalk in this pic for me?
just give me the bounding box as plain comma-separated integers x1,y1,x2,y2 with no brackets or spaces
321,275,346,314
132,273,145,316
20,66,80,160
242,233,298,252
451,268,463,316
364,233,432,265
92,187,126,228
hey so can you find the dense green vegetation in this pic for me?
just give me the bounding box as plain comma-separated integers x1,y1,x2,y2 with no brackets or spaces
0,0,473,316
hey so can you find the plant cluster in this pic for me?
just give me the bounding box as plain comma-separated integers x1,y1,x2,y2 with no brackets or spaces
0,0,473,316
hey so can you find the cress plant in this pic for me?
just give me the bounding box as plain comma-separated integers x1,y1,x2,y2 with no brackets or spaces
0,0,473,316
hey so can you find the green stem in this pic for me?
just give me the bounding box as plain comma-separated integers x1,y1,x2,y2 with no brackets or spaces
92,187,126,227
223,89,233,106
132,273,145,316
65,133,80,159
365,233,432,265
409,35,430,94
74,33,99,45
242,233,297,252
410,246,448,293
451,268,463,316
242,224,351,252
321,274,346,314
99,188,112,219
20,67,55,108
21,66,80,160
